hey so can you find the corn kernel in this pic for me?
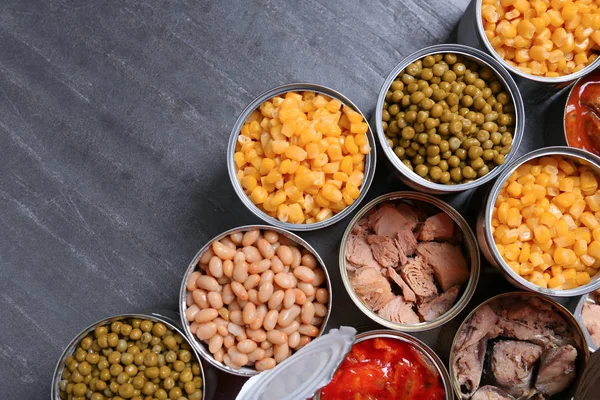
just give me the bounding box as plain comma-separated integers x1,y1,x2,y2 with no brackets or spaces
581,212,599,229
548,275,566,288
534,225,551,243
576,271,591,286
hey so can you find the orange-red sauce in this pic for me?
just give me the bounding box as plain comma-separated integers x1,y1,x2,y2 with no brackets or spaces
320,338,446,400
565,69,600,156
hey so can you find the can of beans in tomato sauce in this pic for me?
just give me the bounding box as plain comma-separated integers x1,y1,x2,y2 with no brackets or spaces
456,0,600,103
313,329,452,399
51,311,209,400
227,83,377,231
563,68,600,153
478,146,600,297
374,44,525,194
179,225,333,377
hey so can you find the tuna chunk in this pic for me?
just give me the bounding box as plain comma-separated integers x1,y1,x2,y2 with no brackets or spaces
367,235,399,268
346,234,381,271
454,339,487,396
535,345,577,396
394,229,418,264
417,285,460,321
368,203,418,237
386,267,416,302
377,296,420,324
416,242,470,291
418,212,455,241
472,386,515,400
455,304,499,352
582,302,600,347
400,256,438,302
491,340,543,398
350,267,394,311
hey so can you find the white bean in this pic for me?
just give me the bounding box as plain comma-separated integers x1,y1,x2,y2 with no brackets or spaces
276,246,293,265
208,292,224,309
229,300,241,312
186,291,194,307
301,253,318,269
249,259,271,274
274,343,289,363
190,322,199,334
258,283,274,304
195,308,218,324
294,289,307,305
199,248,214,264
230,310,243,326
263,310,279,331
248,289,259,305
257,239,275,259
185,304,200,321
244,274,261,290
196,322,217,340
233,262,249,283
288,331,301,348
260,270,274,285
311,316,324,326
230,232,243,246
217,325,228,337
247,348,266,362
301,302,316,324
208,256,224,278
228,322,247,340
312,269,326,287
242,246,262,263
250,305,267,331
243,302,257,325
221,237,237,249
187,271,201,291
212,240,236,260
223,259,234,278
214,348,225,362
223,334,235,349
298,335,311,349
237,339,258,354
268,290,285,310
283,289,296,309
293,266,316,283
298,324,319,337
231,281,249,301
255,358,276,371
314,303,328,318
217,276,230,285
228,347,249,366
290,246,302,268
316,288,329,304
279,320,299,336
192,289,210,309
264,230,279,244
196,275,219,292
242,229,260,247
270,256,284,273
266,330,288,345
222,284,235,305
223,354,238,369
298,282,316,297
233,251,246,264
277,305,301,327
261,340,273,350
246,328,267,343
209,334,223,353
274,273,294,289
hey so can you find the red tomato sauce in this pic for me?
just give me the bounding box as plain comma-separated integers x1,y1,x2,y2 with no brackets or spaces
319,337,446,400
565,69,600,157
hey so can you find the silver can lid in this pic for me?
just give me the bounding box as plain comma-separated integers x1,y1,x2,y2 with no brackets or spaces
235,326,356,400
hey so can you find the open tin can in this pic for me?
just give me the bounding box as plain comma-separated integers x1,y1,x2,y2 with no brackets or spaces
374,44,525,194
339,191,480,332
179,224,333,377
227,83,377,231
456,0,600,102
574,293,600,352
51,311,208,400
478,146,600,297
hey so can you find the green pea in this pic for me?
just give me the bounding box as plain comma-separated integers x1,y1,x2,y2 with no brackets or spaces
450,167,462,182
413,154,425,165
432,63,445,77
456,148,467,160
453,63,466,75
415,164,428,177
493,153,506,165
407,82,419,93
402,74,415,85
389,104,400,116
406,63,420,76
423,56,436,67
391,80,404,91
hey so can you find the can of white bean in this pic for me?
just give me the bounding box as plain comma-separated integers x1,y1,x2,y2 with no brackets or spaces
179,225,333,377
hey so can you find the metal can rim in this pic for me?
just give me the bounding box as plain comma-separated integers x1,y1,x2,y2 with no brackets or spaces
313,329,453,400
338,191,481,332
179,224,333,377
484,146,600,297
474,0,600,84
51,312,206,400
574,293,599,353
448,291,590,399
227,83,377,231
374,43,525,193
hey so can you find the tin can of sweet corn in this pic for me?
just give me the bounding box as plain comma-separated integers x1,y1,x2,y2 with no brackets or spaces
227,83,377,231
456,0,600,103
478,146,600,297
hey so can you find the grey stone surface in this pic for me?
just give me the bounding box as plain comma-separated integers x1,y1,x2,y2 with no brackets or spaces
0,0,557,398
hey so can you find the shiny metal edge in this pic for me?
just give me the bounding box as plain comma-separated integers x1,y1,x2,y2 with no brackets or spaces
312,329,453,400
338,191,481,332
474,0,600,84
574,294,599,353
374,43,525,194
179,224,333,377
448,291,590,400
226,83,377,231
51,312,206,400
483,146,600,297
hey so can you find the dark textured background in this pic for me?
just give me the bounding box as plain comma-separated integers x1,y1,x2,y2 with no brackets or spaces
0,0,568,398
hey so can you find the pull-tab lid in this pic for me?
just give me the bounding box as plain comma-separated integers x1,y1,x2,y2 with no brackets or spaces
236,326,356,400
